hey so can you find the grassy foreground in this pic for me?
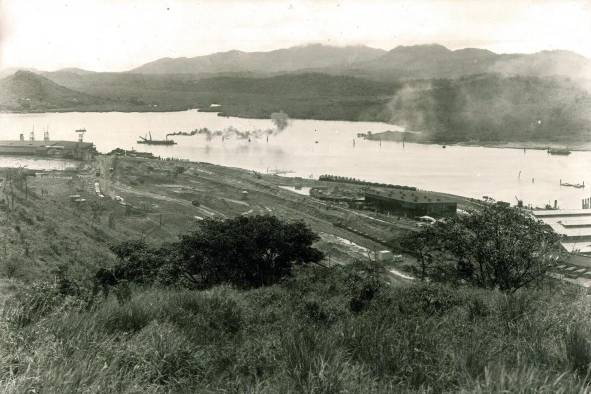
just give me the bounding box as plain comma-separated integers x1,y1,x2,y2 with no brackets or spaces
1,264,591,393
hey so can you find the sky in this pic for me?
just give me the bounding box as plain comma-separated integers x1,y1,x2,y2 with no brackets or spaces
0,0,590,72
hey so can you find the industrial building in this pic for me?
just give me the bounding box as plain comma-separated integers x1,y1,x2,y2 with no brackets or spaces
0,131,96,161
533,209,591,255
364,189,457,218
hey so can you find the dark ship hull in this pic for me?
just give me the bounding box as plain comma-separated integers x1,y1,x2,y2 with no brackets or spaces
548,148,571,155
137,139,176,145
137,132,176,145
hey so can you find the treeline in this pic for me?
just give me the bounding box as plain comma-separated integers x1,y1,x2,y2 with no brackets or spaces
319,174,417,191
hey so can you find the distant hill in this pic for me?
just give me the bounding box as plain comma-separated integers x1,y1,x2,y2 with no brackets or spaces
42,71,401,120
55,67,97,75
343,45,591,81
0,71,111,111
0,67,41,79
0,70,152,112
131,44,387,75
489,50,591,79
349,44,506,80
129,43,591,81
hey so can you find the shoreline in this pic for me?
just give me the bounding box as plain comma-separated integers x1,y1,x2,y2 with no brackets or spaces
2,108,590,151
450,141,591,152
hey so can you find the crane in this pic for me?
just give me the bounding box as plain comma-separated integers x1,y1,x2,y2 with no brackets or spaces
75,128,87,142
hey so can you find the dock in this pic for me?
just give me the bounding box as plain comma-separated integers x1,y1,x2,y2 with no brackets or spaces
0,140,95,161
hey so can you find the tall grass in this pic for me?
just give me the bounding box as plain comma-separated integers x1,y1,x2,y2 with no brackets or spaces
1,266,591,392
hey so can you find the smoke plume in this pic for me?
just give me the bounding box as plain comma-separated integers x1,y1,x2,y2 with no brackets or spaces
270,111,289,131
167,111,290,141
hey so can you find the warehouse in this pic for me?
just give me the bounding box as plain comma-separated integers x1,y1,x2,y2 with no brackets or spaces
532,209,591,254
0,139,96,161
365,189,457,218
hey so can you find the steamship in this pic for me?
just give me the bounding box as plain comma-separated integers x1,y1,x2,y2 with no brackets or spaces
137,132,176,145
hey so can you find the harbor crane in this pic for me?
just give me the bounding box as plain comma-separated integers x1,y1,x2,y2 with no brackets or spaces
75,128,87,142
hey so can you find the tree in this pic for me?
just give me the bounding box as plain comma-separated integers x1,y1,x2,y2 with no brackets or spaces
108,240,176,285
403,205,564,292
176,215,324,288
100,215,324,290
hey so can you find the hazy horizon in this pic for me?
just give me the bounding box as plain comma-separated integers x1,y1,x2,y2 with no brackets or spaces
1,0,590,73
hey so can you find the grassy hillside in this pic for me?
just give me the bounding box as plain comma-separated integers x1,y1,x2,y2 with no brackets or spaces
2,264,590,392
0,156,591,392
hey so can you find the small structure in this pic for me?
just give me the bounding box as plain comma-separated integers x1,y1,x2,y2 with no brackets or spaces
376,250,394,262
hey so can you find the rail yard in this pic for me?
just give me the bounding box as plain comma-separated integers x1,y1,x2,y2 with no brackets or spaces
0,149,484,282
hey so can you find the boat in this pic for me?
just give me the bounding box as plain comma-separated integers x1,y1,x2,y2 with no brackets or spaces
560,180,585,189
548,147,571,155
137,132,176,145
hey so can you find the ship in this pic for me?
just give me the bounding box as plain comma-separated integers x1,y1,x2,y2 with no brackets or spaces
137,132,176,145
547,147,571,155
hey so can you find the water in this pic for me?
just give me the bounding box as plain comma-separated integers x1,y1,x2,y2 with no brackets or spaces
1,109,590,209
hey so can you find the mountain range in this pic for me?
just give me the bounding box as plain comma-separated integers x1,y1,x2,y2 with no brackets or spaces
129,43,591,81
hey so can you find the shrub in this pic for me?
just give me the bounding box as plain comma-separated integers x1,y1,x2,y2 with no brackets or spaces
345,261,384,313
176,215,324,288
98,215,324,291
403,204,564,292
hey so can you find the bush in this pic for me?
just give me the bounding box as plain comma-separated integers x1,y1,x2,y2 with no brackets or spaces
99,215,324,291
345,261,384,313
402,204,564,292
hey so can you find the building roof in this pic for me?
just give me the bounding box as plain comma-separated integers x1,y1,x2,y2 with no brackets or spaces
533,211,591,239
365,188,456,204
533,209,591,218
0,140,94,149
